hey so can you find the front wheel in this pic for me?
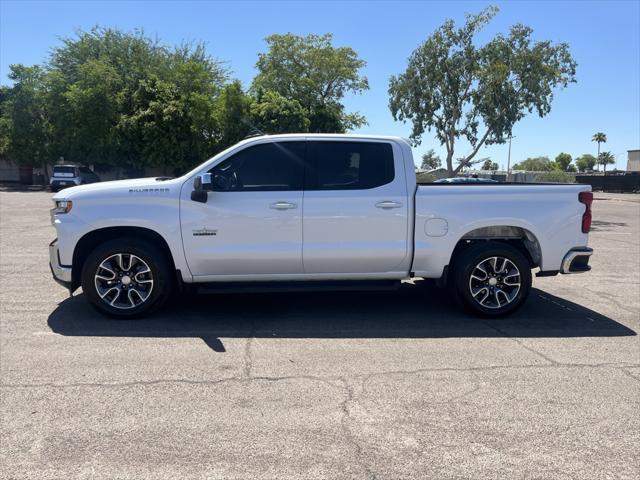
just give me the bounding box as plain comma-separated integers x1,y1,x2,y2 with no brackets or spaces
450,241,532,317
81,238,172,318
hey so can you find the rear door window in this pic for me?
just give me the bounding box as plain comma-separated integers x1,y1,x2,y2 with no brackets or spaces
306,141,395,190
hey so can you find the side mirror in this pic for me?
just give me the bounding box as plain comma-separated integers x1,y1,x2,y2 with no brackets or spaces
194,173,212,191
191,173,212,203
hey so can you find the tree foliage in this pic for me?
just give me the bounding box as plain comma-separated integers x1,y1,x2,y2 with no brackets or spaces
252,33,368,133
0,28,232,176
481,159,499,171
213,81,253,148
575,153,597,172
420,149,442,170
250,90,310,134
512,156,556,171
592,132,607,146
591,132,607,169
1,65,52,174
0,28,369,178
554,152,573,171
597,151,615,172
535,170,575,183
388,6,576,177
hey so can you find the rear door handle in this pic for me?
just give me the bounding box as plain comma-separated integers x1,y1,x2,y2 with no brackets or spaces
270,201,297,210
375,201,403,209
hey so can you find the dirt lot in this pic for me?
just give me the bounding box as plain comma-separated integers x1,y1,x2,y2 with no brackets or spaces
1,191,639,479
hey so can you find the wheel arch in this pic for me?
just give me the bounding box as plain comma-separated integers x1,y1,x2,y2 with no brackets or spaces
449,225,542,270
71,226,176,291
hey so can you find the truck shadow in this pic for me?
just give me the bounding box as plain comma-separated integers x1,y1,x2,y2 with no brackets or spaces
47,283,636,353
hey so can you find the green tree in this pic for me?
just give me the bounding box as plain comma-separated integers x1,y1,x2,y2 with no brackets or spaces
44,27,228,173
62,59,123,166
420,149,442,170
0,87,10,158
591,132,607,169
575,153,597,172
213,81,253,148
250,90,310,134
1,65,52,181
482,159,499,171
512,156,555,171
252,33,369,133
555,152,573,171
597,151,615,172
119,72,222,174
388,6,576,177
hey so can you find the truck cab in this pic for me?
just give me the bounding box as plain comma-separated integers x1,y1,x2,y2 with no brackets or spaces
181,136,413,279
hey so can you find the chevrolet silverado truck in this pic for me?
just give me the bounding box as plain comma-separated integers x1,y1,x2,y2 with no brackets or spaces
49,134,594,318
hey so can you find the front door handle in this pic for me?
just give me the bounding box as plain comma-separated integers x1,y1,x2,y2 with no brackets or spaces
270,201,297,210
375,201,403,209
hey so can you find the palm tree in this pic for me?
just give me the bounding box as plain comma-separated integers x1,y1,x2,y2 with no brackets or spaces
597,151,616,172
592,132,607,170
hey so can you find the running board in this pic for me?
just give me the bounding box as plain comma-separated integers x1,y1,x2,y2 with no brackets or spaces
195,279,402,295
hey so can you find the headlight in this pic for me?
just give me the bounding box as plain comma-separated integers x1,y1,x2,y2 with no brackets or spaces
52,200,73,214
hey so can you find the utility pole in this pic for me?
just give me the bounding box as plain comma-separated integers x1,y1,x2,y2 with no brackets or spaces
506,135,515,182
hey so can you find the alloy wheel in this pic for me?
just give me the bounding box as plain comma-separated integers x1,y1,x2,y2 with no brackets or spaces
468,256,521,309
94,253,154,310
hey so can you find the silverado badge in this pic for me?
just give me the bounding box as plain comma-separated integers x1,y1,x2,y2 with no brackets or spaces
192,228,217,237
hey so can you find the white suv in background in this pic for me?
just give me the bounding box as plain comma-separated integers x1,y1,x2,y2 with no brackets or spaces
50,165,100,192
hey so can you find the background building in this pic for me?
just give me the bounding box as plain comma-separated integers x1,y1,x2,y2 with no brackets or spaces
627,150,640,172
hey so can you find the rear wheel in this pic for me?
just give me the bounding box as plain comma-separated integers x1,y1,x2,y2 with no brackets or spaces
81,238,172,318
450,241,532,317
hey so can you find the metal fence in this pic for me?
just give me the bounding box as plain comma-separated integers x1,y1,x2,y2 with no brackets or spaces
576,174,640,193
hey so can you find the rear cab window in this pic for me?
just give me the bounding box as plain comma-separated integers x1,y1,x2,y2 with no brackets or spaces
306,141,395,190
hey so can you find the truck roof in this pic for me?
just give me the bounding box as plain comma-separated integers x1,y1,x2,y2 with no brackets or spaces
243,133,411,144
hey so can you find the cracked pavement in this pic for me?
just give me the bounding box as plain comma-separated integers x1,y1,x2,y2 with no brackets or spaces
1,191,639,479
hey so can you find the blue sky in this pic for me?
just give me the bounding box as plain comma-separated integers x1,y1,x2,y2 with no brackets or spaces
1,0,639,169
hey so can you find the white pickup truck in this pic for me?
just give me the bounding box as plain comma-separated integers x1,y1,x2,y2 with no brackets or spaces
50,134,594,318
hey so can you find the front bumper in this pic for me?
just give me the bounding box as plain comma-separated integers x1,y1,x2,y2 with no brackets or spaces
560,247,593,274
49,239,72,289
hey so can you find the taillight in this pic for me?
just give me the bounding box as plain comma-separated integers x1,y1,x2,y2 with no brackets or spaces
578,191,593,233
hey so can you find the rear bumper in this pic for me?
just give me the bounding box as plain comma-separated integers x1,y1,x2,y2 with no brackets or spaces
50,179,79,190
49,239,72,289
560,247,593,274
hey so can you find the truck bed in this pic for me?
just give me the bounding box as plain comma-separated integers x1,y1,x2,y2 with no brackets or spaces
411,183,590,278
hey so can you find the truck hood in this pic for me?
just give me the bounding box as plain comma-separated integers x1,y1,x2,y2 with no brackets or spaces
52,177,181,200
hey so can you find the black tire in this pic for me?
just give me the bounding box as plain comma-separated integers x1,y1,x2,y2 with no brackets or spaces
81,238,172,318
450,241,532,317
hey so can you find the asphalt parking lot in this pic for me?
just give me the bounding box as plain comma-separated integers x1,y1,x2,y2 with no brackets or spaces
1,190,638,479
